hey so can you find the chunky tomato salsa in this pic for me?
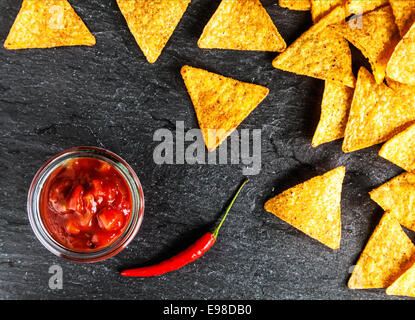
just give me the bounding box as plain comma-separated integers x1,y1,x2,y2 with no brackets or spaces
39,157,132,251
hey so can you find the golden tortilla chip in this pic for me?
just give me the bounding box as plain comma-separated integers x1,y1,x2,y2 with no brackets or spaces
312,81,354,147
272,5,355,87
347,0,389,14
390,0,415,36
279,0,311,11
386,23,415,86
4,0,95,49
386,260,415,297
342,67,415,153
348,211,415,289
116,0,190,63
311,0,346,23
264,166,345,249
181,65,269,151
370,172,415,232
330,5,400,84
379,123,415,172
387,78,415,107
198,0,286,52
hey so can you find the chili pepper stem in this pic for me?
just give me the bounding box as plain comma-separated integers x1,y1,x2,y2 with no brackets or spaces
211,179,249,239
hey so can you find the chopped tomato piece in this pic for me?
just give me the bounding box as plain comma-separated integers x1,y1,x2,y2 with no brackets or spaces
103,182,117,203
48,179,72,214
65,220,80,235
67,185,85,213
97,208,124,231
83,192,97,215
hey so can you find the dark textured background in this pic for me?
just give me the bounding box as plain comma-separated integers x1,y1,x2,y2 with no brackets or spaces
0,0,411,300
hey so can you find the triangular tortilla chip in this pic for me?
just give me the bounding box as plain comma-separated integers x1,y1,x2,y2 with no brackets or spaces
264,166,345,249
386,22,415,86
390,0,415,36
386,260,415,297
312,81,354,147
4,0,95,49
272,5,355,87
329,5,400,84
342,67,415,153
198,0,286,52
116,0,190,63
181,65,269,151
347,0,389,15
348,212,415,289
311,0,346,23
370,172,415,232
379,123,415,172
279,0,311,11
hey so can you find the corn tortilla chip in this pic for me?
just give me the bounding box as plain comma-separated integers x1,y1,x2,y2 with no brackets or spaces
379,123,415,172
116,0,190,63
390,0,415,36
198,0,286,52
311,0,346,23
181,65,269,151
347,0,389,14
312,81,354,147
387,78,415,109
370,172,415,232
348,212,415,289
264,166,345,250
272,5,355,87
330,5,400,84
279,0,311,11
342,67,415,153
386,23,415,86
4,0,95,49
386,260,415,297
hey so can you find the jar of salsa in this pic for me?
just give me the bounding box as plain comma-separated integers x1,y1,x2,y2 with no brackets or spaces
27,147,144,262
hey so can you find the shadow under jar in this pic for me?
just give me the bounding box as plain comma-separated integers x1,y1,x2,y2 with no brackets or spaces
27,147,144,263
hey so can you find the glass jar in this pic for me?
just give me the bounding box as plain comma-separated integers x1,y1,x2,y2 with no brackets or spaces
27,146,144,262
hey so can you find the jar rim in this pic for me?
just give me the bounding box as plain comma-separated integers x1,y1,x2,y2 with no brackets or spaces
27,146,144,263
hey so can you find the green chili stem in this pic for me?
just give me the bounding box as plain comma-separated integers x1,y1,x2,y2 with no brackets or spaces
211,179,249,239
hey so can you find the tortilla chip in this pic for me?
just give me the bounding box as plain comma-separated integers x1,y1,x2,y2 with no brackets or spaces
330,5,400,84
264,166,345,249
279,0,311,10
347,0,389,14
379,123,415,172
311,0,346,23
181,65,269,151
387,78,415,107
342,67,415,153
312,81,354,147
348,211,415,289
386,260,415,297
116,0,190,63
386,23,415,86
370,172,415,232
390,0,415,36
272,5,355,87
198,0,286,52
4,0,95,49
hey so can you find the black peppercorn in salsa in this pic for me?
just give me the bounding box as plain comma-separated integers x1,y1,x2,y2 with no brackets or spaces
39,157,132,251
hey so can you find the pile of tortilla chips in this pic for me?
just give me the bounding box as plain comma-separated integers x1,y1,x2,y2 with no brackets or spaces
272,1,415,298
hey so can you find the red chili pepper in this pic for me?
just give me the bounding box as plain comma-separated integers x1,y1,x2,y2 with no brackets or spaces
120,179,249,277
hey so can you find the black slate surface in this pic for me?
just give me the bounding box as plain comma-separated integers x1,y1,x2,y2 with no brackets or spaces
0,0,412,300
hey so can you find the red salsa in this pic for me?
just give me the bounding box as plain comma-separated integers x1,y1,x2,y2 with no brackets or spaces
40,157,132,251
